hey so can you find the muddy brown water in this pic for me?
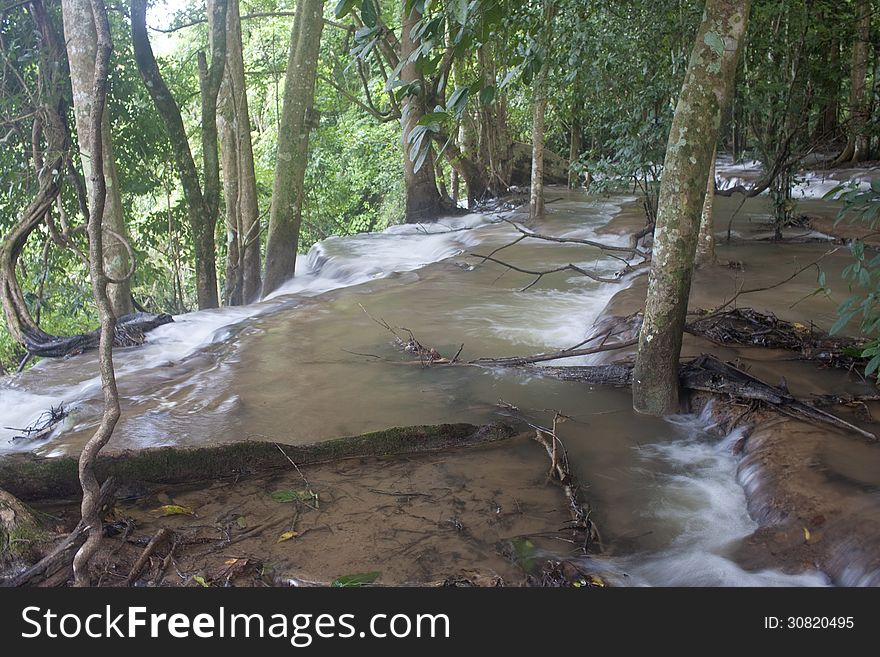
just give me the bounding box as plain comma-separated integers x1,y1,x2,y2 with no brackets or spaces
2,182,876,585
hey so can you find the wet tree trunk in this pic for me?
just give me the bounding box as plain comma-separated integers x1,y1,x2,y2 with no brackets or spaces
529,0,555,221
261,0,323,297
695,147,717,267
217,0,261,305
400,3,447,223
835,0,871,164
131,0,222,309
61,0,132,318
632,0,750,416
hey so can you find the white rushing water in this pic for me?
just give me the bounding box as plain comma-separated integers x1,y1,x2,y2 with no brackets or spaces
582,407,829,587
0,211,497,450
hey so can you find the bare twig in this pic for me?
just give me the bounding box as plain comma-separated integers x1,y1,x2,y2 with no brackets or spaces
123,528,171,586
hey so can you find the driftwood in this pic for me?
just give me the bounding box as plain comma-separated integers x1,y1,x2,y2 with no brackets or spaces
525,354,875,441
22,312,174,358
687,308,865,369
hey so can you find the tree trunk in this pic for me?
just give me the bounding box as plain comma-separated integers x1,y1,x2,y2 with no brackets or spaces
131,0,221,309
61,0,132,318
568,116,582,189
400,3,447,223
529,93,547,220
261,0,324,297
217,0,261,305
695,147,717,267
836,0,871,164
529,0,555,221
632,0,750,416
71,0,120,587
812,34,840,143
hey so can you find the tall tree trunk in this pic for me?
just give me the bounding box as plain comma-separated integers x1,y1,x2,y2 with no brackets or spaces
812,34,840,143
217,0,261,305
61,0,132,318
529,0,555,221
71,0,120,586
261,0,323,297
695,147,717,267
632,0,750,416
568,116,582,189
400,2,446,223
835,0,871,164
131,0,222,309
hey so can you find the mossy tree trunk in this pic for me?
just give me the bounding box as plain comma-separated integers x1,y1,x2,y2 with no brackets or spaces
261,0,324,296
632,0,750,416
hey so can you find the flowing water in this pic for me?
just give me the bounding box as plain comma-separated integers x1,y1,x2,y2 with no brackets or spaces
0,190,832,586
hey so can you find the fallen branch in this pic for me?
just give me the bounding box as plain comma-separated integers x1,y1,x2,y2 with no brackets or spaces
123,527,171,586
707,248,837,315
468,253,624,290
469,338,638,367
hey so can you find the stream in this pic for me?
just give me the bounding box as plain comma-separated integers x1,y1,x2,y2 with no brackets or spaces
0,188,833,586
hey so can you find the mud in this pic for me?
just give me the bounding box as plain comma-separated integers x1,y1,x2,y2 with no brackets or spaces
29,436,576,586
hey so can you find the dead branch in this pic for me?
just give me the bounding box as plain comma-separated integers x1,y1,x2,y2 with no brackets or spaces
707,248,837,315
469,252,624,290
123,528,171,586
470,338,638,366
500,218,645,255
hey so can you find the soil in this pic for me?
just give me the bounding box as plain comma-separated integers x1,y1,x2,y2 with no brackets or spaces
23,435,581,587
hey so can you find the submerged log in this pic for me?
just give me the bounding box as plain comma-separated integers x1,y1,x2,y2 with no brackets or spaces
0,423,517,501
22,312,174,358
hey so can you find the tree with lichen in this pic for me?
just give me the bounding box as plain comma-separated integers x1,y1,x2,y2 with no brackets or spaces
632,0,750,416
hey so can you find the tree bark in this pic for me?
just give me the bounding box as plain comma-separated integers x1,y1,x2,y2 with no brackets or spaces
835,0,871,164
632,0,750,416
61,0,132,318
399,2,447,223
695,147,717,267
568,116,582,189
131,0,221,309
529,0,555,221
216,1,261,305
71,0,120,587
199,0,228,301
261,0,324,297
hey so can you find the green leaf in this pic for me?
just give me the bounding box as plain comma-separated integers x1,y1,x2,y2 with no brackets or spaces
510,537,538,573
361,0,377,28
455,0,469,25
270,489,312,503
335,0,357,19
331,571,380,587
479,85,496,106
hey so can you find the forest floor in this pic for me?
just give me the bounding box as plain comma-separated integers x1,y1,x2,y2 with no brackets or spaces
592,180,880,585
26,435,581,587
